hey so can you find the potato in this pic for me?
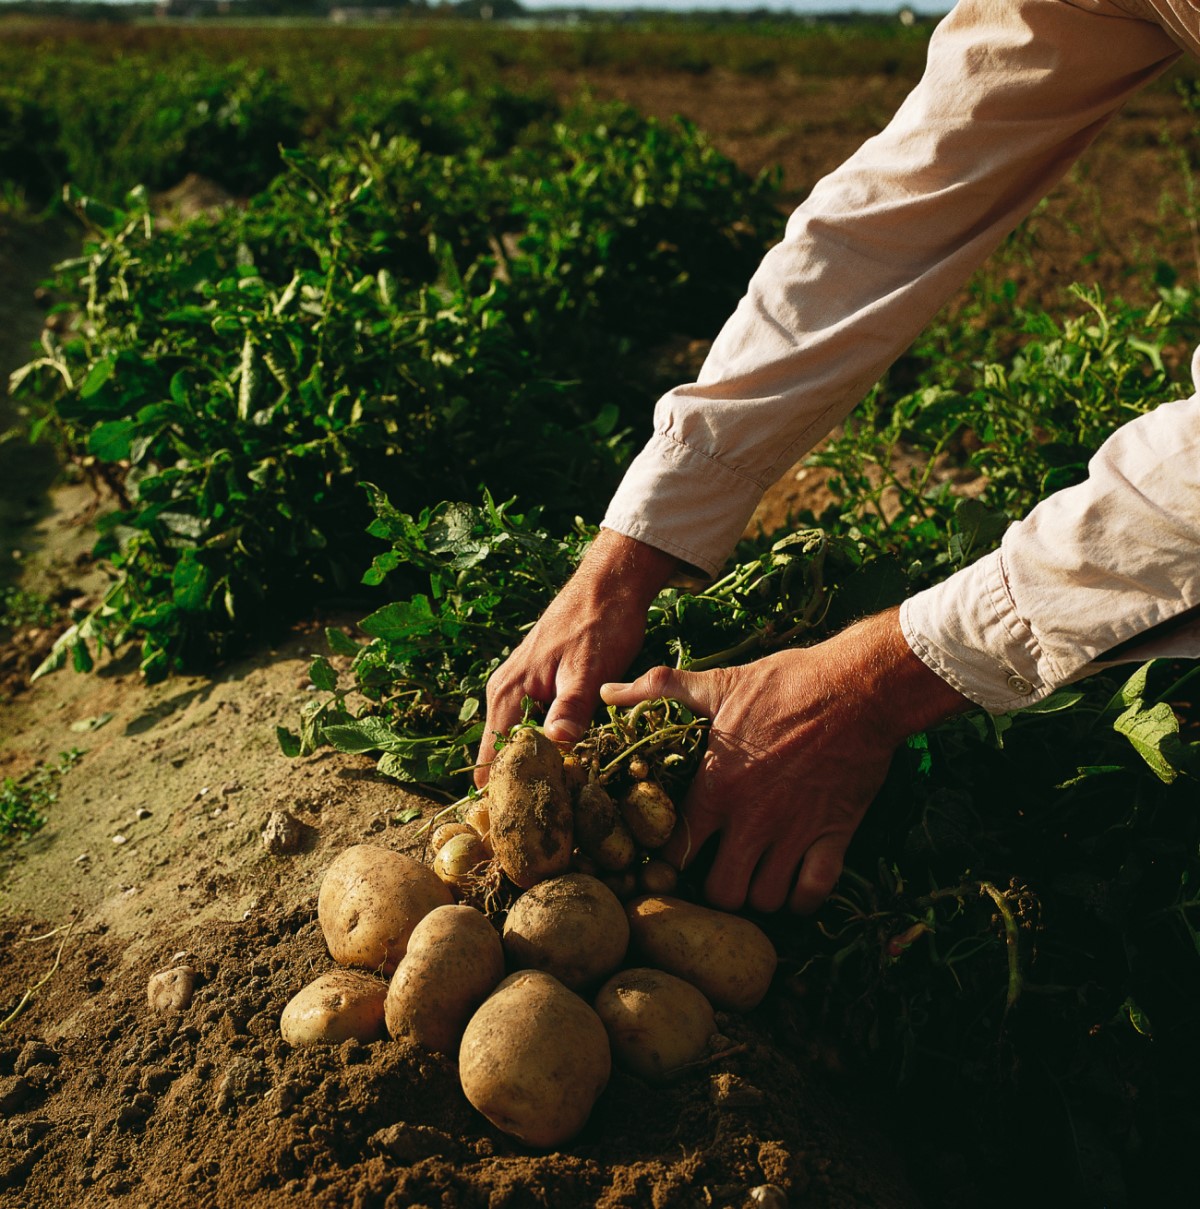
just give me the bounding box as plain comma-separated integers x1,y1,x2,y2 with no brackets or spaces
594,968,717,1082
620,781,676,849
280,969,387,1047
318,843,453,974
575,781,637,872
486,727,573,889
638,858,679,896
462,797,491,841
459,970,611,1147
626,894,777,1011
385,904,505,1054
502,873,629,991
432,830,491,891
430,821,477,853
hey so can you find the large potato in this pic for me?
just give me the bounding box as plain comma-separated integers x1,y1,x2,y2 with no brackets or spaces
502,873,629,991
626,894,777,1011
318,843,453,974
486,728,573,889
459,970,611,1148
280,969,387,1047
385,904,505,1054
594,968,717,1082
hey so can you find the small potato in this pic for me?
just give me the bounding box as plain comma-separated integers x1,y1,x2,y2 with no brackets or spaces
626,894,777,1011
430,822,477,853
594,968,717,1082
486,728,573,889
432,831,491,891
280,969,387,1047
620,782,676,849
576,780,638,871
638,858,679,896
502,873,629,991
459,970,611,1148
462,797,491,840
318,843,453,974
602,871,638,901
386,904,505,1054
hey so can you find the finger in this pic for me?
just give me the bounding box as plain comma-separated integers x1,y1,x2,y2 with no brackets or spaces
789,837,845,915
475,681,543,788
745,842,802,915
542,660,602,745
701,832,764,913
600,666,724,719
660,748,727,871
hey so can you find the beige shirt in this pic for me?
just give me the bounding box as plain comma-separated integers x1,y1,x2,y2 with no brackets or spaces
602,0,1200,713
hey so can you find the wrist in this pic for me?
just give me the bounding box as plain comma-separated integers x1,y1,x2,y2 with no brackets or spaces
842,607,973,743
580,528,679,611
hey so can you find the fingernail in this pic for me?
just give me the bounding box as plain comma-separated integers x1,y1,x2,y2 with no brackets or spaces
549,720,583,742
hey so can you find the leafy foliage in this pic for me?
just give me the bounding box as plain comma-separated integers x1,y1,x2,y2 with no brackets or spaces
12,91,780,680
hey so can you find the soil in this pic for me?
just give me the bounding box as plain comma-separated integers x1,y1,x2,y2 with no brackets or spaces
1,51,1194,1209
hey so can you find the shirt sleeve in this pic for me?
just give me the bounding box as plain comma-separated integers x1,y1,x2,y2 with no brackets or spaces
901,347,1200,712
602,0,1181,577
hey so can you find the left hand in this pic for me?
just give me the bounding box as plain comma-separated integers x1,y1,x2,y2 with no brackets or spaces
599,607,969,914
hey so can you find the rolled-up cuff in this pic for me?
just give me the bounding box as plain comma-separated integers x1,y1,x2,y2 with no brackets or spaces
899,548,1058,714
601,432,766,578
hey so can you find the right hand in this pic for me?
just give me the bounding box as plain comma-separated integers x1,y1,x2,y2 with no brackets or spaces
474,529,678,788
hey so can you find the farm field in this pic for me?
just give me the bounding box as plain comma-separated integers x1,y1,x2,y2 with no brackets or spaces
2,14,1200,1209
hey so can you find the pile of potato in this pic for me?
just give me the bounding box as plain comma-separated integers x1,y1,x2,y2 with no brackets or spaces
280,727,777,1148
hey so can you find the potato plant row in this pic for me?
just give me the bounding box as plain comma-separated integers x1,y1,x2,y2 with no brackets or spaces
16,83,782,681
281,726,777,1147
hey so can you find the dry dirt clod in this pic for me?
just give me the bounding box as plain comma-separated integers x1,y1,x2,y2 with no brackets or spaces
146,965,199,1014
261,810,304,856
711,1072,766,1109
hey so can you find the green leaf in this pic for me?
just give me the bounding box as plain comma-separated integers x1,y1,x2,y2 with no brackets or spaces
276,727,302,758
79,355,117,400
324,627,360,657
394,806,422,824
309,655,338,692
1113,698,1181,783
358,596,437,641
321,716,408,755
87,419,138,461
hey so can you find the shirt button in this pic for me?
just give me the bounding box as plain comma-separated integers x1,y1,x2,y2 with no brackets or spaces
1006,674,1034,696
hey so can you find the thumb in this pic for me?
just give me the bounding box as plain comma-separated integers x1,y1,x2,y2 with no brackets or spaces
600,665,725,719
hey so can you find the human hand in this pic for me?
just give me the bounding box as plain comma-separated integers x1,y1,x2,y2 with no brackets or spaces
474,529,678,788
600,608,970,913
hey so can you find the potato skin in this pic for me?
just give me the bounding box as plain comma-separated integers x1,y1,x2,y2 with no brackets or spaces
620,782,676,849
486,728,573,889
318,843,453,974
459,970,611,1148
594,968,717,1082
386,904,505,1054
626,895,777,1011
502,873,629,991
280,969,387,1047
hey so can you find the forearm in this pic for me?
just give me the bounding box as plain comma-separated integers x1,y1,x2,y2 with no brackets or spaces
902,388,1200,712
605,0,1179,576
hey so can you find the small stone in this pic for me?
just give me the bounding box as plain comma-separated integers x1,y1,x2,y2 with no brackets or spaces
134,808,151,821
221,782,241,796
147,966,198,1014
261,810,303,856
112,834,127,846
74,853,90,865
749,1186,788,1209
